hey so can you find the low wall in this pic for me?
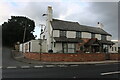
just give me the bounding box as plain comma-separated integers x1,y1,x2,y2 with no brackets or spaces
24,53,120,62
110,53,120,60
24,53,118,62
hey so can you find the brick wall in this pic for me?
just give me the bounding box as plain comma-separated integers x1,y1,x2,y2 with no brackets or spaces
109,53,120,60
24,53,120,62
24,53,117,62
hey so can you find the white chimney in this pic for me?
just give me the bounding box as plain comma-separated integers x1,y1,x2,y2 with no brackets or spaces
97,22,104,29
47,6,52,21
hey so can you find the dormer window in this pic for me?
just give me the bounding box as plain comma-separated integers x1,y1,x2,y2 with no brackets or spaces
60,31,66,37
76,32,81,38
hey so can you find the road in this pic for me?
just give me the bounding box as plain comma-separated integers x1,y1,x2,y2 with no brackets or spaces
2,47,120,78
2,62,120,78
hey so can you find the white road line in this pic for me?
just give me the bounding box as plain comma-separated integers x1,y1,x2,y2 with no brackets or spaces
58,65,67,67
21,66,30,68
46,65,55,67
0,66,2,69
34,66,43,68
7,66,17,69
70,65,79,67
101,71,120,75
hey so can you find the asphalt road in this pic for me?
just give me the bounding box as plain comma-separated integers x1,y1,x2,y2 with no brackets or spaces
2,63,120,78
2,47,120,79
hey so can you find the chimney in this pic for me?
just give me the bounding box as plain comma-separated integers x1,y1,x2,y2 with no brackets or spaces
97,22,104,29
47,6,52,21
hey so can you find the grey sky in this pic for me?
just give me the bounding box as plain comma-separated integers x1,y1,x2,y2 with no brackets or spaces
0,1,118,40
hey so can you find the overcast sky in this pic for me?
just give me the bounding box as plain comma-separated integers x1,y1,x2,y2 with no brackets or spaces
0,0,119,40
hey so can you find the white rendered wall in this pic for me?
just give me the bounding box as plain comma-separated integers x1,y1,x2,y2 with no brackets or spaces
31,40,40,53
53,43,62,53
106,36,111,41
67,31,76,38
19,44,23,52
81,32,91,38
109,41,118,53
53,30,59,37
95,34,101,40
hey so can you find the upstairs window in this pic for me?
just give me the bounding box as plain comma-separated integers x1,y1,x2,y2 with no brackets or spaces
60,31,66,37
76,32,81,38
101,35,106,41
91,33,95,38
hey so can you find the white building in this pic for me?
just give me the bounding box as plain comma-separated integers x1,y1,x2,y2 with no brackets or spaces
109,40,118,53
41,6,114,53
19,39,47,53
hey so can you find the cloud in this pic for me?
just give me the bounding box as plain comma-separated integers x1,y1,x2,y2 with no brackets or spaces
0,1,118,40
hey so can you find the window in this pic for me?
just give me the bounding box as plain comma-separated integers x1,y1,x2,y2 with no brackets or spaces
76,32,81,38
29,42,31,52
91,33,95,38
63,43,75,53
101,35,106,41
60,31,66,37
112,47,114,51
63,43,68,53
115,47,117,51
68,44,75,53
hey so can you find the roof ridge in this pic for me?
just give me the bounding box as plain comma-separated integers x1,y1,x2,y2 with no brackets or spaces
52,18,78,23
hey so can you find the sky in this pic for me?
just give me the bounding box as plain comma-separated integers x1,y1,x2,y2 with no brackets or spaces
0,0,119,40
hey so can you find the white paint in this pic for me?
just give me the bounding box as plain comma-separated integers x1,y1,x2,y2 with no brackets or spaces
0,66,2,69
19,39,47,53
7,66,17,69
21,66,30,68
53,43,62,53
46,6,53,51
101,71,120,75
81,32,91,38
58,65,67,67
70,65,79,67
95,34,101,40
67,31,76,38
97,22,104,29
53,30,59,37
109,40,118,53
34,66,43,68
106,36,111,41
46,65,55,67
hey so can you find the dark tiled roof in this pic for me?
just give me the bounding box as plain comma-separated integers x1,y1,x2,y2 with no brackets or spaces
54,37,114,45
85,38,101,46
99,40,114,45
54,37,83,43
51,19,111,36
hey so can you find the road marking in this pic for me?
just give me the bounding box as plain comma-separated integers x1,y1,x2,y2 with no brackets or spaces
101,71,120,75
21,66,30,68
58,65,67,67
70,65,79,67
7,66,17,69
46,65,55,67
34,66,43,68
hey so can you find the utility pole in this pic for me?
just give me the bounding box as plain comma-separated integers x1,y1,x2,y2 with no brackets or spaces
22,21,27,53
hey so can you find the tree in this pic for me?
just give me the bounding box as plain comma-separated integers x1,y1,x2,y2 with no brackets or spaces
2,16,35,47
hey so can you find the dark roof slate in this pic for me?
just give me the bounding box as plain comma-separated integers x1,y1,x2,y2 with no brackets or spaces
51,19,111,36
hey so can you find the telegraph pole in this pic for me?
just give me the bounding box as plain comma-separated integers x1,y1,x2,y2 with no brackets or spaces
22,21,27,53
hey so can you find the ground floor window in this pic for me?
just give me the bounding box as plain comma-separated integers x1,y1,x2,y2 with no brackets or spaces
63,43,75,53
